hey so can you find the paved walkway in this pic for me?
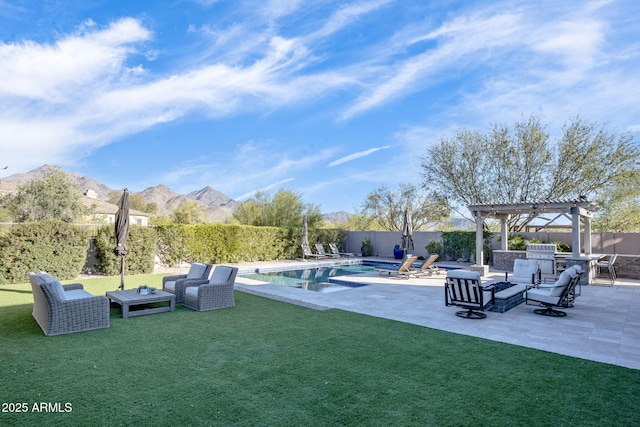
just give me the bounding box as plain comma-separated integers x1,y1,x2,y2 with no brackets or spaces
231,259,640,371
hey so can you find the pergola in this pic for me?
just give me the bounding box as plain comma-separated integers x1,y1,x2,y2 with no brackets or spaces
468,197,600,274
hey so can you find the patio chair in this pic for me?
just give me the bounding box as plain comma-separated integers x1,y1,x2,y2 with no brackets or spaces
162,262,213,303
183,266,239,311
404,254,445,278
507,259,540,286
595,254,617,286
329,243,356,257
375,256,418,278
525,265,582,317
315,243,340,258
29,272,110,336
301,244,326,260
444,270,494,319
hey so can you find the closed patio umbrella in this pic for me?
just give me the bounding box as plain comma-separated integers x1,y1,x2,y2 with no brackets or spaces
114,189,130,290
301,215,309,259
401,207,414,252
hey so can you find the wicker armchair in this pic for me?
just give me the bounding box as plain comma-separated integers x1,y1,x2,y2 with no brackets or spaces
162,262,213,303
183,266,238,311
29,272,110,336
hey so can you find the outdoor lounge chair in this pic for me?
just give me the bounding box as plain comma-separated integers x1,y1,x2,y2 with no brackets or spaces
329,243,356,257
315,244,340,258
525,265,582,316
444,270,494,319
162,262,213,303
403,254,444,277
183,266,239,311
29,272,110,336
301,244,326,259
375,256,418,277
507,259,541,286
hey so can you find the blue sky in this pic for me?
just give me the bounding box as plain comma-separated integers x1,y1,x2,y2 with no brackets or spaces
0,0,639,213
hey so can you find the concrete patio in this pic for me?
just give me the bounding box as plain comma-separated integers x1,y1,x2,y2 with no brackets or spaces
231,258,640,371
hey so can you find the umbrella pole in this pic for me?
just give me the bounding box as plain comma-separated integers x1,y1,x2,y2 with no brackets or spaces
119,257,125,290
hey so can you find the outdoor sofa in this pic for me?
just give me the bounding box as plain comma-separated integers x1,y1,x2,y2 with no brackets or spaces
29,272,110,336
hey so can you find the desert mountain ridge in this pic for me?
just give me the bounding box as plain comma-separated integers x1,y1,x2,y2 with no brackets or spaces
0,165,350,222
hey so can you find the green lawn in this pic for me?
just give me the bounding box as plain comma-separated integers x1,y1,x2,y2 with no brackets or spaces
1,275,639,426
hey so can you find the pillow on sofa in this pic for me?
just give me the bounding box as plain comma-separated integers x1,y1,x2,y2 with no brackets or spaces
209,267,231,284
39,272,67,300
187,263,208,279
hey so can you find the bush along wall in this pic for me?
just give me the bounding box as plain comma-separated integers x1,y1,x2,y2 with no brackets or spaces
155,224,292,266
0,221,89,284
155,224,347,267
441,231,492,263
94,225,158,276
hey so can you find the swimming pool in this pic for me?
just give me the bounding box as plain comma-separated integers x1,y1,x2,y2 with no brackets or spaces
241,264,375,293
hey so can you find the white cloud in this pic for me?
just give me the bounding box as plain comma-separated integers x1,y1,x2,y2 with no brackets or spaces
327,146,391,167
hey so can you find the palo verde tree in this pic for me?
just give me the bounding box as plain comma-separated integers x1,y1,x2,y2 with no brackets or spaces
233,189,323,228
421,115,640,231
360,183,449,231
2,166,89,222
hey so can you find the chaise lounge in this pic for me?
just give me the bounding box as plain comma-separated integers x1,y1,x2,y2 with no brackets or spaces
29,272,110,336
375,256,418,278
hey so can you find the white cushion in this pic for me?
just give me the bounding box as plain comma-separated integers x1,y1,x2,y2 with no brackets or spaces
184,286,199,298
64,289,93,300
164,280,176,292
526,288,558,304
209,267,231,284
446,270,481,282
514,259,538,276
187,263,208,279
39,272,67,300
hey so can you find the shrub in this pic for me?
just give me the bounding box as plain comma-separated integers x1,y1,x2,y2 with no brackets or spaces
0,221,89,283
94,225,157,275
441,231,492,263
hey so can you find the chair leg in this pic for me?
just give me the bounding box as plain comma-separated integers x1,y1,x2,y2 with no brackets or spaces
534,307,567,317
608,266,616,285
455,309,487,319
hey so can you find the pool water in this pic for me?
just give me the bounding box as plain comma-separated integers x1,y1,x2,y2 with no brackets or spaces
241,264,375,293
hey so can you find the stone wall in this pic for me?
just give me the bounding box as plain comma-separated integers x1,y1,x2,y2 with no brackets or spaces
492,251,640,280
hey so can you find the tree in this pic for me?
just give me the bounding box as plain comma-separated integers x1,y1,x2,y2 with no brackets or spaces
360,183,449,231
2,167,89,222
173,200,207,224
421,116,640,231
233,189,323,228
108,191,158,215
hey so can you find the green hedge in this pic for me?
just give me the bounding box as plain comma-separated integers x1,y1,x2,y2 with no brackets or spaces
428,231,492,263
94,225,158,276
0,221,89,283
155,224,345,267
0,221,348,283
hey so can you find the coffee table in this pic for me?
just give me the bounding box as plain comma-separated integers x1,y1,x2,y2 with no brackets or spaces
106,289,176,319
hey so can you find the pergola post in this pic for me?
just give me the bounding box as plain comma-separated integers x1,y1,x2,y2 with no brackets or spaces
571,207,581,258
584,216,592,255
497,214,509,251
470,210,489,276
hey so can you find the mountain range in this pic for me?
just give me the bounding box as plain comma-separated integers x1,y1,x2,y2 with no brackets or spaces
0,165,351,223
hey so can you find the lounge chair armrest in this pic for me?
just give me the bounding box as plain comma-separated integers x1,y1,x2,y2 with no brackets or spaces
162,274,187,286
62,283,84,291
179,278,210,286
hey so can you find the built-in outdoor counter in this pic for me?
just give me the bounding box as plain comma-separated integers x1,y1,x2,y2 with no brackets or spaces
556,253,606,285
